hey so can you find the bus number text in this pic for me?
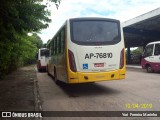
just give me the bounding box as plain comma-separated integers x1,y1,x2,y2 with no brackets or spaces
85,53,113,59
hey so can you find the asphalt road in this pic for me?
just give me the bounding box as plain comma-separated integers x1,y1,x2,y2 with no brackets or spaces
37,68,160,120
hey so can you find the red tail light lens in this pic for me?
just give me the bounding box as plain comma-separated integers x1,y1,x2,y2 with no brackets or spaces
120,48,124,69
68,49,77,72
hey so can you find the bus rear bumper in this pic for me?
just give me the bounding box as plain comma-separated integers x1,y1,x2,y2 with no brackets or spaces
68,69,126,84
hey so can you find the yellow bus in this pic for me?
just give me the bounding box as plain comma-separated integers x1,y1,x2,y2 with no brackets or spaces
47,17,126,84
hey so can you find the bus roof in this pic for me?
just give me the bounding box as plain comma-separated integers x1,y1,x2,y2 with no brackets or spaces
46,17,121,47
68,17,119,21
147,41,160,45
39,48,48,50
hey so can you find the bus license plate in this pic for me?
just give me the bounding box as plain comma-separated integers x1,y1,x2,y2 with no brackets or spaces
94,63,104,67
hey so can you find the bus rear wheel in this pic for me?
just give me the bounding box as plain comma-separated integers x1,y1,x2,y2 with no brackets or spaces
146,65,153,73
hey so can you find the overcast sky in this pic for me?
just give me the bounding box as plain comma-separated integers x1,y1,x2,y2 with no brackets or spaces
38,0,160,43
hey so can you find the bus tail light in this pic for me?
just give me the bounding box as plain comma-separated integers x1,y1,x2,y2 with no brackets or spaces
119,48,124,69
68,49,77,72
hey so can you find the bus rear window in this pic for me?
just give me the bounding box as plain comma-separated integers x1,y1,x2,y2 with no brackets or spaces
40,49,49,57
70,19,121,45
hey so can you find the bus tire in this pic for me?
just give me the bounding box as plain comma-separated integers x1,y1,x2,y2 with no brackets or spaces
146,65,153,73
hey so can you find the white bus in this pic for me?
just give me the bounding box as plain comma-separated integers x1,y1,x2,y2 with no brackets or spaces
47,17,126,84
36,48,49,72
141,41,160,72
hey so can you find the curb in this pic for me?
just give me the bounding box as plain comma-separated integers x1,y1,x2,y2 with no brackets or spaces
34,67,43,120
126,65,141,69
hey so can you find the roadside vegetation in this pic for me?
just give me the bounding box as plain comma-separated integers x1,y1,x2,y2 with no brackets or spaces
126,47,143,64
0,0,60,79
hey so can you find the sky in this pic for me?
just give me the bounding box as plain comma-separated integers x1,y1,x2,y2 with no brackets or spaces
38,0,160,43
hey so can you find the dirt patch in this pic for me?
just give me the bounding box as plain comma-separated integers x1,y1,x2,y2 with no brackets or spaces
0,65,39,119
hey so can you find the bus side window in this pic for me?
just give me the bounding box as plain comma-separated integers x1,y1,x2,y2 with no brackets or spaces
55,38,57,55
53,39,56,55
144,44,154,57
58,33,61,53
57,36,60,54
154,43,160,55
50,41,53,56
48,44,51,57
61,28,65,53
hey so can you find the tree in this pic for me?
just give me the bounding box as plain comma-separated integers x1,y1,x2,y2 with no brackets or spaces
0,0,60,78
131,47,143,55
29,33,43,48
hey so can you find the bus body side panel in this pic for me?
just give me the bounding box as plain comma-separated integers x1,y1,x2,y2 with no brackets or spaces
66,22,78,83
141,57,160,71
119,66,126,79
48,57,54,76
47,23,68,83
141,42,160,72
56,24,68,83
119,25,126,79
152,48,160,71
56,54,68,83
152,62,160,71
48,47,67,83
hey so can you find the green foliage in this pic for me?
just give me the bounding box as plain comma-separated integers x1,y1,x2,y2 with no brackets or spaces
29,33,43,48
0,0,60,78
42,43,47,48
131,47,143,55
